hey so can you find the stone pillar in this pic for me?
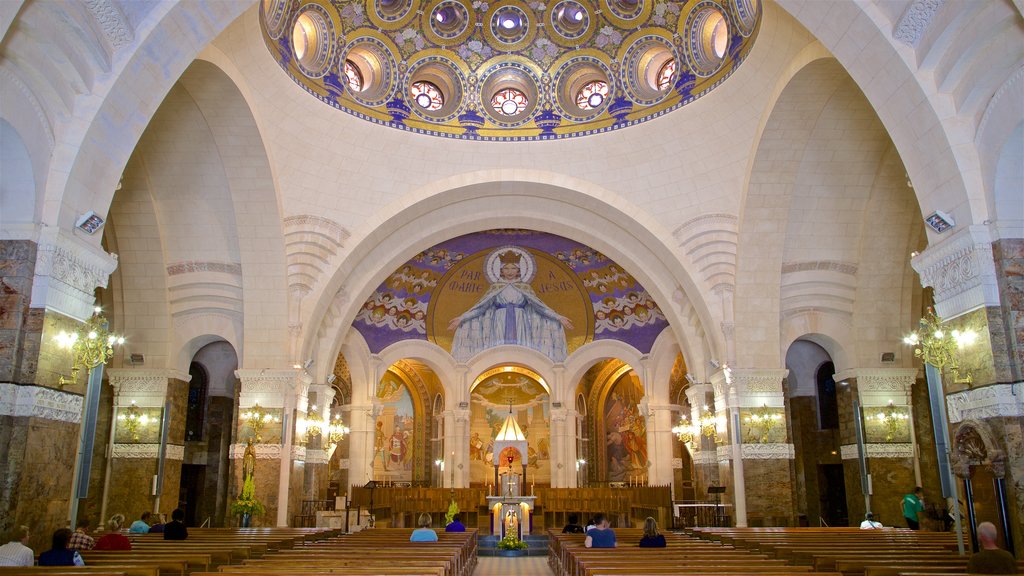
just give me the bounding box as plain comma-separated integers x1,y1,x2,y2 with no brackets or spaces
233,369,310,527
550,405,572,487
453,406,470,488
645,401,674,486
105,369,189,522
304,384,334,501
836,368,919,526
715,368,796,527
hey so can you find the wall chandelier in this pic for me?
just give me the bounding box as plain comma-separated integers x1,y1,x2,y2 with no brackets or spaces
260,0,762,140
54,307,125,387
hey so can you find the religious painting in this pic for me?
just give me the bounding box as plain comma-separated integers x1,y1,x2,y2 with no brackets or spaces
603,373,648,483
353,230,669,361
469,368,550,485
373,371,415,482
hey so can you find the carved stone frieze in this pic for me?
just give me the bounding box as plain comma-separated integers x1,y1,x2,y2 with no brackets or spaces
166,261,242,276
945,383,1024,423
229,443,283,460
32,232,118,321
305,449,328,464
291,445,307,461
108,369,189,407
894,0,944,46
781,260,858,276
852,368,919,407
911,226,999,320
839,443,914,460
0,383,83,423
111,443,185,460
236,369,312,409
692,450,719,466
741,443,795,460
83,0,134,48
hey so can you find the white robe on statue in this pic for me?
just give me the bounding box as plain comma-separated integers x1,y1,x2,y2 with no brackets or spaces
451,281,568,362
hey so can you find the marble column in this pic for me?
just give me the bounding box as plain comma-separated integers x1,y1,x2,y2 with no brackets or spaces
645,400,674,486
105,369,190,522
550,405,572,487
714,368,796,527
835,368,919,526
233,368,310,527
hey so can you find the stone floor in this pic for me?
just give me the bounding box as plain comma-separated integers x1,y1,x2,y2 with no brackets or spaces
474,556,555,575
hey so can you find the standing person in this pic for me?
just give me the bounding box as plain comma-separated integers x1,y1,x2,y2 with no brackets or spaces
38,529,85,567
68,518,96,550
902,487,925,530
410,513,438,542
129,512,151,533
95,514,132,550
638,517,666,547
444,513,466,532
860,513,883,529
561,514,584,534
163,508,188,540
584,513,616,548
966,521,1018,574
0,525,34,566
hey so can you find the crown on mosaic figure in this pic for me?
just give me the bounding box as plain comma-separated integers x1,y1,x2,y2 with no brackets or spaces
499,251,521,265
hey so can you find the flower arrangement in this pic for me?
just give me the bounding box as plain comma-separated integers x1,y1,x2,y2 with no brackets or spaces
496,534,528,550
230,476,266,518
445,499,460,526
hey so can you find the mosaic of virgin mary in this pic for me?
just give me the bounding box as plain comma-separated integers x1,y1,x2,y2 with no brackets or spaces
447,246,573,362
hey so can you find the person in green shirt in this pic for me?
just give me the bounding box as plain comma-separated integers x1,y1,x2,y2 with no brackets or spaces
901,487,925,530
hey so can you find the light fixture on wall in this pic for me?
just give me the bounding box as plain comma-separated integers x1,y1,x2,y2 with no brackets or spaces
699,406,720,443
744,404,783,443
924,210,955,233
241,402,279,442
303,405,324,442
903,309,977,384
672,415,695,446
117,401,152,442
54,306,125,387
327,412,349,447
873,401,909,442
75,211,105,234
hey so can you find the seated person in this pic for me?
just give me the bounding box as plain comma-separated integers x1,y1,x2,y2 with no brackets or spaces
584,513,616,548
410,513,439,542
584,516,597,532
445,513,466,532
967,521,1018,574
129,512,152,533
38,529,85,567
0,525,34,566
859,512,883,529
147,514,165,533
562,513,585,534
638,517,666,547
95,514,132,550
163,508,188,540
68,517,95,551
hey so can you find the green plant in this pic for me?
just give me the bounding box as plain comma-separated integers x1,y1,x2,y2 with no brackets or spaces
230,476,266,517
496,535,528,550
444,499,459,526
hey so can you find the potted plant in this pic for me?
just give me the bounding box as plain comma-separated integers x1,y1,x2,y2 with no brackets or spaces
496,534,529,557
230,475,265,527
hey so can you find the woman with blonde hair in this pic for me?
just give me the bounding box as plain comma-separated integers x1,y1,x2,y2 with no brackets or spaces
95,514,132,550
638,517,666,548
410,513,438,542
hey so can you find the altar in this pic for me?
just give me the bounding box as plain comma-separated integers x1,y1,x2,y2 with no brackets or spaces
487,407,535,537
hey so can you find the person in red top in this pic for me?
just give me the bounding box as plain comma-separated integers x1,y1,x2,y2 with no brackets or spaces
94,515,132,551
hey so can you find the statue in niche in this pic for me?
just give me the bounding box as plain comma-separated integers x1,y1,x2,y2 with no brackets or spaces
448,247,572,362
242,437,256,482
505,508,519,538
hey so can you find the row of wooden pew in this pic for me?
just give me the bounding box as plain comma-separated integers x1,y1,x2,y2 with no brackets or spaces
0,527,473,576
689,527,1024,575
548,528,842,576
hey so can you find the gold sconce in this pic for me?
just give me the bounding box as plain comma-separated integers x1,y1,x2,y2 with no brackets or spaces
117,401,152,442
54,307,125,387
326,412,350,448
744,404,783,443
872,401,909,442
695,406,721,444
241,402,279,442
903,309,977,384
672,415,695,446
303,405,324,443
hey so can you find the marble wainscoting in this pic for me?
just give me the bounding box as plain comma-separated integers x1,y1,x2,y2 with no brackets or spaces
742,455,797,526
0,241,39,384
230,444,282,526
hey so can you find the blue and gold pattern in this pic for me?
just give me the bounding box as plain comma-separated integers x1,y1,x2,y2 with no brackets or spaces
261,0,760,140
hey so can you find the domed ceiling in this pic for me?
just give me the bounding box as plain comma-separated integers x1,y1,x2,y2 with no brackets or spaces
261,0,761,140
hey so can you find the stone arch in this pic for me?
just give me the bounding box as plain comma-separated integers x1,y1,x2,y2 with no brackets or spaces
563,339,646,405
952,419,1006,479
0,119,36,225
465,346,558,403
991,121,1023,228
174,327,242,375
780,318,854,374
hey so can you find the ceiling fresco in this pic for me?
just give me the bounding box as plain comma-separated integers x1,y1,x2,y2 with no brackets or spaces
260,0,761,140
353,229,669,361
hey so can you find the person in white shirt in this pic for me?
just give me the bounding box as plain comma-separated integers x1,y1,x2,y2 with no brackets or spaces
860,513,883,529
0,525,34,566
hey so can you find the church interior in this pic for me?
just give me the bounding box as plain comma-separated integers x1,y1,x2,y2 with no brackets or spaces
1,0,1022,574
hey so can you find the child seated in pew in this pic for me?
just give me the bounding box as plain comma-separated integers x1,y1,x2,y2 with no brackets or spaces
638,517,666,548
95,514,132,550
562,514,585,534
584,514,615,548
410,513,439,542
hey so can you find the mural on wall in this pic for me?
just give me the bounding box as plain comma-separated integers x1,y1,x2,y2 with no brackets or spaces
373,371,415,482
469,369,550,485
354,229,669,362
603,373,647,482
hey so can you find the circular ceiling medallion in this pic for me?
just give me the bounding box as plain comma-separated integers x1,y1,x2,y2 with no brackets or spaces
261,0,761,140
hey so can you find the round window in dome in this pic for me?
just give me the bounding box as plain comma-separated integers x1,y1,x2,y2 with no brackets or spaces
575,80,608,111
344,60,364,92
411,81,445,111
687,5,730,76
491,88,529,116
550,0,590,41
490,5,530,44
290,7,334,77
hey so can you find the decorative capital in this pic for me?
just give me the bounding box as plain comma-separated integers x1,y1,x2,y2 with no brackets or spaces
946,383,1024,424
108,368,189,407
911,225,999,319
846,368,919,407
728,368,788,408
236,368,312,409
31,231,118,321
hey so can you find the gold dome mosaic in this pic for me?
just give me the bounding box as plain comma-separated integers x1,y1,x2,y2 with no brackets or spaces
261,0,761,140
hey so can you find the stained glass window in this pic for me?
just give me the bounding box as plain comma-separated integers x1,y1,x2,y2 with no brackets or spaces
575,80,608,110
411,80,444,110
657,59,676,91
344,60,364,92
491,88,529,116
